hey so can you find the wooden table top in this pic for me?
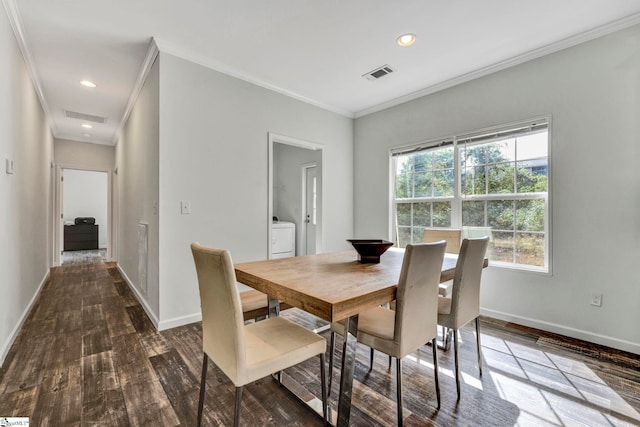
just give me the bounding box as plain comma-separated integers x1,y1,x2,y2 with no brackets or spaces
235,248,468,323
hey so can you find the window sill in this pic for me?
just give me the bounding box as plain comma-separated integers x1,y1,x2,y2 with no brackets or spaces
488,260,550,276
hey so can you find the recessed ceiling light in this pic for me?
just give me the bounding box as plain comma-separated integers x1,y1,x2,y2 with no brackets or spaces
81,124,93,129
397,33,416,47
80,80,96,88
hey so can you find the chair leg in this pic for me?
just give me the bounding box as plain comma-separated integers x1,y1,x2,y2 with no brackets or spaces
197,354,208,427
431,338,441,409
396,358,403,426
388,355,392,369
475,317,483,376
453,329,461,400
234,386,243,427
320,353,328,424
369,348,374,371
328,331,335,397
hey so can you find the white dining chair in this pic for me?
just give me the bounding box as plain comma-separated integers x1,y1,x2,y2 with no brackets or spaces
437,236,489,400
191,242,327,426
422,228,462,254
328,241,446,426
422,228,462,298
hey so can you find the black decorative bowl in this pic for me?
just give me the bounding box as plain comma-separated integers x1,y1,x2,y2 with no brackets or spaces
347,239,394,263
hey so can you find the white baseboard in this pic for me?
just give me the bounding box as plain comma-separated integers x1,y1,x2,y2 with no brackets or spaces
0,270,50,367
116,264,201,332
158,312,202,331
116,264,160,329
481,308,640,355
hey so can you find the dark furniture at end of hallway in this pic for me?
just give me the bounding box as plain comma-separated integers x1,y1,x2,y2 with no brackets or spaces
64,224,98,251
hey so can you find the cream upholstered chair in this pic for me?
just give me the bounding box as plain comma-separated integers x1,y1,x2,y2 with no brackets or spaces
191,243,327,426
437,237,489,400
329,241,446,426
422,228,461,254
422,228,461,298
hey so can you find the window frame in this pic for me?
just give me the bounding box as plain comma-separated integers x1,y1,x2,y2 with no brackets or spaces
389,117,552,274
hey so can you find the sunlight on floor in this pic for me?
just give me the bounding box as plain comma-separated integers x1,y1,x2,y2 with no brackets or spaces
482,334,640,426
405,353,485,391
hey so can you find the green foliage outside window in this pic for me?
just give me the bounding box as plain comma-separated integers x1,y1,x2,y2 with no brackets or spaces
394,130,548,269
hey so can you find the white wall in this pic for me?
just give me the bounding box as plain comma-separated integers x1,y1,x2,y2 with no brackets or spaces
354,25,640,353
273,143,323,255
0,8,54,365
156,51,353,328
63,169,108,248
54,138,115,171
115,57,160,323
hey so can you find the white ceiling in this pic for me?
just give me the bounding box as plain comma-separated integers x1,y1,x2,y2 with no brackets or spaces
8,0,640,146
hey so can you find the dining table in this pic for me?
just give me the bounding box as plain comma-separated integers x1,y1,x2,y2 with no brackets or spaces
234,247,487,426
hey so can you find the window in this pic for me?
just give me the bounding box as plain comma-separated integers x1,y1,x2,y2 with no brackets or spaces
392,119,549,271
394,144,455,246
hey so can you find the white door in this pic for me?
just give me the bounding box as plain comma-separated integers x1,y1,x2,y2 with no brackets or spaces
304,166,317,255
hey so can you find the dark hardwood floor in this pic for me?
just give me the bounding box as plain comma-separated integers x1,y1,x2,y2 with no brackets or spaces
1,261,639,426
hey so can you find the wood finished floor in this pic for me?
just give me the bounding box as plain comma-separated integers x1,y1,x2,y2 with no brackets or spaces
1,261,639,426
62,249,107,266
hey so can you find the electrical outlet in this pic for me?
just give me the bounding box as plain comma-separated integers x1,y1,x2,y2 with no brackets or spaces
181,200,191,215
590,293,602,307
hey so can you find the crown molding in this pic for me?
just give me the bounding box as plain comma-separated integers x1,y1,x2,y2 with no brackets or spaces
355,12,640,118
2,0,58,136
153,38,354,119
111,38,160,144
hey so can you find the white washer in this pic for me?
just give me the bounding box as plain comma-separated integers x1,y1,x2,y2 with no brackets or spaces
272,221,296,259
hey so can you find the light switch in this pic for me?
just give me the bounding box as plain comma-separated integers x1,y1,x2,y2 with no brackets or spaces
181,200,191,215
6,158,14,174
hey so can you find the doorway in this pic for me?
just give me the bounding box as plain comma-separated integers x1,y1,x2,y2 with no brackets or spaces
59,168,110,265
268,133,324,258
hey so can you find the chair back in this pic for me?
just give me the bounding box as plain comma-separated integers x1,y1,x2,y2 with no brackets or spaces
394,241,447,356
191,243,246,382
422,228,462,254
449,237,489,327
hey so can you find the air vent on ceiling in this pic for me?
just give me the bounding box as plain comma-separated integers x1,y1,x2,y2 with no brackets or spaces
64,110,107,124
363,64,396,81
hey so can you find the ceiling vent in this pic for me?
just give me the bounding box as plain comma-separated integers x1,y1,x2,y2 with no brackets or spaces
363,64,396,81
64,110,107,124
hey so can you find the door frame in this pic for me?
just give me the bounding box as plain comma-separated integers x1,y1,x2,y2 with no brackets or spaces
301,162,317,256
267,132,324,259
55,165,114,265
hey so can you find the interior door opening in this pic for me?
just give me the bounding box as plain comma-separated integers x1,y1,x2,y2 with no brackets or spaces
59,168,109,265
268,133,324,259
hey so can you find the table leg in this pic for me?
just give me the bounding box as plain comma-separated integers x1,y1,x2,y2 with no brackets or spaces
267,295,280,317
337,314,358,427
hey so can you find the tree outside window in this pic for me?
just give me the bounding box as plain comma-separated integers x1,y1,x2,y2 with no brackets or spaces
393,123,549,271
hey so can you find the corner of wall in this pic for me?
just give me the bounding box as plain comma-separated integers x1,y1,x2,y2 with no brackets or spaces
116,263,160,329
